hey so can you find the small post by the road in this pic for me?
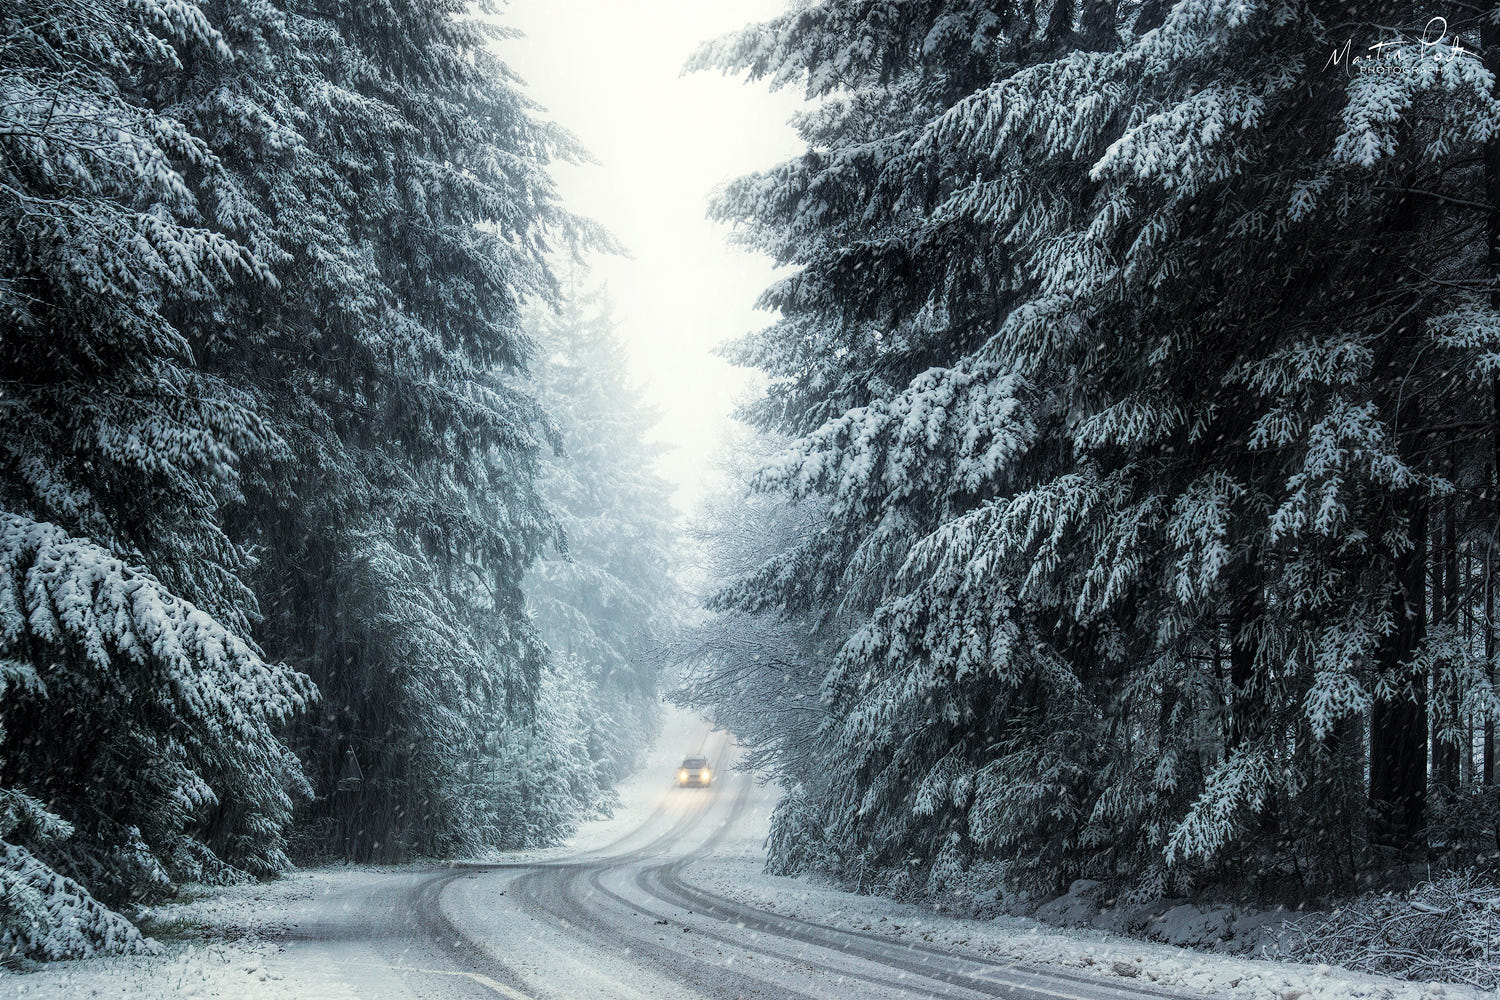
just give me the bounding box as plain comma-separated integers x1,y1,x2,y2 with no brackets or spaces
336,748,363,863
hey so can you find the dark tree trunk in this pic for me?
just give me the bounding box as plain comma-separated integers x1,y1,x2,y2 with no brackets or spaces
1462,544,1475,787
1433,493,1460,790
1485,5,1500,787
1445,491,1459,783
1080,0,1119,49
1487,533,1496,786
1228,552,1263,750
1045,0,1076,48
1370,501,1429,850
1132,0,1171,33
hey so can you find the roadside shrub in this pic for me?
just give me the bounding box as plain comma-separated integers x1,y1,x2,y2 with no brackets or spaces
1283,873,1500,990
1428,787,1500,866
0,843,151,961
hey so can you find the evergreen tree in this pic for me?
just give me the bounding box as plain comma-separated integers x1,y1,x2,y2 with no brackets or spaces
0,0,597,955
170,0,596,860
698,0,1500,900
0,0,312,955
692,0,1109,898
524,283,682,818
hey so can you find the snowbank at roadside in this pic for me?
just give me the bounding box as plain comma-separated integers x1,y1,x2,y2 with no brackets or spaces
683,853,1493,1000
0,932,293,1000
0,868,400,999
672,724,1495,1000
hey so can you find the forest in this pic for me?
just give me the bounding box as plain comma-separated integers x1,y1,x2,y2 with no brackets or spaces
4,0,1500,970
0,0,676,958
678,0,1500,908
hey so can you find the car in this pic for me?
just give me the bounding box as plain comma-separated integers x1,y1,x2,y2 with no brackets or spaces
677,756,712,787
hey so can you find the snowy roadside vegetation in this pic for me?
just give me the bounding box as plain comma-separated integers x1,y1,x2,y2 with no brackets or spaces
691,856,1497,1000
1283,875,1500,992
941,870,1500,991
0,869,376,999
676,0,1500,984
0,0,678,962
684,772,1498,1000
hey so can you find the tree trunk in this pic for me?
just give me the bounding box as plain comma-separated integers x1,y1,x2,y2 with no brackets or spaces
1485,4,1500,788
1133,0,1171,33
1370,501,1428,850
1488,530,1497,786
1080,0,1120,49
1045,0,1076,49
1461,544,1475,787
1433,492,1460,790
1228,552,1263,750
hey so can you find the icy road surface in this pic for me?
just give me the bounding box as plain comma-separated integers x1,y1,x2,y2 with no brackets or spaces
244,726,1191,1000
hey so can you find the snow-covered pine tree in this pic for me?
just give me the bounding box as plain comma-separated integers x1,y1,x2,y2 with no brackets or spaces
701,0,1500,899
919,0,1500,881
0,0,313,955
693,0,1108,897
171,0,595,860
673,425,846,875
524,283,682,816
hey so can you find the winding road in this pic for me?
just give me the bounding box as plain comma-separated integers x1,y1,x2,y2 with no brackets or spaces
267,733,1197,1000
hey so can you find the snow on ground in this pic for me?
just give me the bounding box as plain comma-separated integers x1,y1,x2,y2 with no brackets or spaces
0,707,716,1000
0,868,401,999
0,941,292,1000
5,708,1488,1000
679,788,1493,1000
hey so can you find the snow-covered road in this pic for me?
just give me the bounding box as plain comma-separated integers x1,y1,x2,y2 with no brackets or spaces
6,715,1485,1000
247,729,1185,1000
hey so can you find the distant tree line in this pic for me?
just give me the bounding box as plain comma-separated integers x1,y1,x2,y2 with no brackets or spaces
681,0,1500,902
0,0,676,959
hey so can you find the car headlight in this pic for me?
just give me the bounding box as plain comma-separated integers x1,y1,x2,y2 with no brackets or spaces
679,770,687,780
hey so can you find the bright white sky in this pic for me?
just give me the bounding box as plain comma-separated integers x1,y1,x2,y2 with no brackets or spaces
502,0,804,511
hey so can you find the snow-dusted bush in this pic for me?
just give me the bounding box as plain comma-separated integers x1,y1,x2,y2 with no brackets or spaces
764,782,841,879
164,837,251,888
1283,875,1500,990
1428,787,1500,867
0,842,151,961
929,859,1034,918
1034,879,1109,928
0,790,150,960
